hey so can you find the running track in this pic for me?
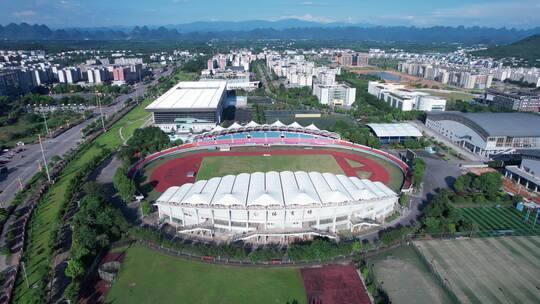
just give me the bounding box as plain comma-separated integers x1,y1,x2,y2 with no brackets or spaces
148,149,392,193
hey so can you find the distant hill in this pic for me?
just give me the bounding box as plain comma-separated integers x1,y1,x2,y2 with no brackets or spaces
475,34,540,64
1,22,539,44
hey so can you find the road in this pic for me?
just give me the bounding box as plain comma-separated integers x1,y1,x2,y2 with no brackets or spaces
0,67,170,206
358,150,462,242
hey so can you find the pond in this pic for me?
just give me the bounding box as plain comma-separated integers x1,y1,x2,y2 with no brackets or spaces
367,71,401,82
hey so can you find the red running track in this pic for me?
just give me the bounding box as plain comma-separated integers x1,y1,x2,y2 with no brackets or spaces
130,137,412,190
301,265,371,304
148,149,391,193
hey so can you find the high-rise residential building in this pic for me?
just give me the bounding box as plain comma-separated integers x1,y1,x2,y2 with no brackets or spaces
336,53,369,67
313,83,356,107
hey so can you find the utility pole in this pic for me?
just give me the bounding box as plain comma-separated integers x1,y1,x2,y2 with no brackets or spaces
38,134,51,183
21,261,29,288
42,110,50,136
96,90,106,132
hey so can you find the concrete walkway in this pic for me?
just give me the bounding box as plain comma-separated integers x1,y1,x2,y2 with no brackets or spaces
410,120,486,162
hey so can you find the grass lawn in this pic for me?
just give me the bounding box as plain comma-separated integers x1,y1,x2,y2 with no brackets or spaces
417,89,474,102
107,245,306,304
196,154,344,180
459,207,540,235
12,100,152,303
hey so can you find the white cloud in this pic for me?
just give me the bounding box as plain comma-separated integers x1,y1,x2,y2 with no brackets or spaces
374,0,540,28
13,10,37,18
279,14,333,23
299,1,331,7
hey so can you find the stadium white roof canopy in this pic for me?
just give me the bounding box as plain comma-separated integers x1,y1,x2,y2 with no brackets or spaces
156,171,396,208
367,123,423,138
145,81,227,111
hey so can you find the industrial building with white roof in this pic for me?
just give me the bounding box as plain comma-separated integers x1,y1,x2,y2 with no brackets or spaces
156,171,397,239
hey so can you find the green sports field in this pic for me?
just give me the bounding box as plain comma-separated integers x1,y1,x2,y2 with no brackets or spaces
459,207,540,235
196,154,344,180
415,236,540,304
106,245,306,304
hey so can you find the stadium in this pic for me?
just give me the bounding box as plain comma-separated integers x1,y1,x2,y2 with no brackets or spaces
131,121,411,243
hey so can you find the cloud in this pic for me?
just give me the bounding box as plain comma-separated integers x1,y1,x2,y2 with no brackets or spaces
280,14,333,23
299,1,331,7
374,0,540,28
13,10,37,18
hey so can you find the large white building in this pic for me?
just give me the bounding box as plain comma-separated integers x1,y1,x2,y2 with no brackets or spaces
426,112,540,157
145,81,227,133
368,81,446,111
156,171,397,236
313,83,356,107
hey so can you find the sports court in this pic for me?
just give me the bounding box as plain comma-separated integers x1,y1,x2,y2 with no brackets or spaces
301,265,371,304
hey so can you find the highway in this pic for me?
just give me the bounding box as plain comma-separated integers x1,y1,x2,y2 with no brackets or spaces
0,67,170,206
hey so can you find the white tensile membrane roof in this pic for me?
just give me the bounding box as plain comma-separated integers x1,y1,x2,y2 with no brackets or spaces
367,123,422,138
156,171,397,208
245,121,260,128
288,122,303,129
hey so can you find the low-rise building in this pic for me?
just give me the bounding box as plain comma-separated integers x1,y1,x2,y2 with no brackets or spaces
145,81,228,133
368,81,446,111
426,112,540,157
367,123,423,144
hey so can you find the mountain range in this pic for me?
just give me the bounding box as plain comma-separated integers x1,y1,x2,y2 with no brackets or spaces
475,34,540,65
1,21,540,44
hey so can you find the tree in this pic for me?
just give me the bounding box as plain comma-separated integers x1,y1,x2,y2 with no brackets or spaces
113,166,136,203
412,158,425,188
64,281,81,303
399,195,410,207
118,126,170,165
453,173,472,193
65,258,85,279
141,200,151,216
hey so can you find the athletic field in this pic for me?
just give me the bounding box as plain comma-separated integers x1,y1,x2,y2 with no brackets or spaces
414,236,540,304
459,207,540,235
139,146,405,201
106,245,306,304
196,154,343,180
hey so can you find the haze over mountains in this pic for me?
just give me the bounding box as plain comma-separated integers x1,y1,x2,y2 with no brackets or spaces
1,19,540,44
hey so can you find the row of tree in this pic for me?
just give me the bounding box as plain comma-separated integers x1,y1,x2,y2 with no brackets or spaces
411,158,425,189
64,184,128,302
329,120,381,148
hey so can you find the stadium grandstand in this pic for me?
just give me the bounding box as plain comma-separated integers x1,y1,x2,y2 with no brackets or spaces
193,120,340,141
156,171,397,242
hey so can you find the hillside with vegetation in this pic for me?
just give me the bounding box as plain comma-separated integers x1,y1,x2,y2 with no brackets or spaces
476,34,540,66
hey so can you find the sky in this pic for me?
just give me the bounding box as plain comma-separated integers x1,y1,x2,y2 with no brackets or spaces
1,0,540,29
